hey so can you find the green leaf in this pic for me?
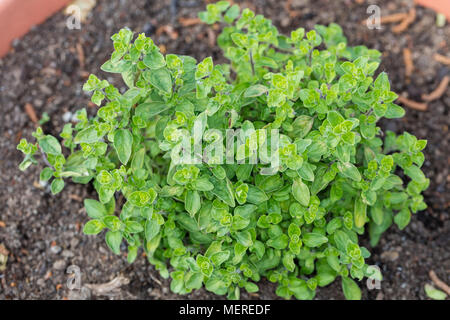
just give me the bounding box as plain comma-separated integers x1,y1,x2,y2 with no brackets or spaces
337,162,361,182
195,57,213,80
136,101,171,119
289,279,315,300
74,126,98,144
103,215,123,231
267,234,289,250
84,199,107,219
39,136,61,155
385,103,405,119
404,165,426,184
210,251,230,266
177,213,200,233
292,178,310,206
316,272,336,287
101,59,130,73
105,230,123,255
234,230,253,247
245,282,259,293
244,84,268,97
246,185,268,205
114,129,133,165
143,50,166,69
127,246,138,264
258,175,284,193
374,72,390,92
210,176,235,207
282,253,296,272
83,219,105,235
192,177,214,191
125,221,144,233
341,277,361,300
128,190,155,207
327,111,344,127
424,284,447,300
298,162,315,181
394,208,410,230
51,179,65,195
131,148,146,171
40,167,54,181
224,4,240,23
205,278,227,295
185,272,204,290
354,198,367,228
370,203,384,225
91,90,105,106
148,68,172,93
185,190,201,216
292,116,314,138
145,218,160,241
303,233,328,247
232,215,250,231
122,65,137,88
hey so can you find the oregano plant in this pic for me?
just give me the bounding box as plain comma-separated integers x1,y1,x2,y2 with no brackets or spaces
17,1,429,300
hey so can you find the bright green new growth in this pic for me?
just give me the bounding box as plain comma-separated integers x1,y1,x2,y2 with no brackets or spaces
17,1,428,300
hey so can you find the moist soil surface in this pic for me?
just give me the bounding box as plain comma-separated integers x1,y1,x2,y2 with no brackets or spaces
0,0,448,300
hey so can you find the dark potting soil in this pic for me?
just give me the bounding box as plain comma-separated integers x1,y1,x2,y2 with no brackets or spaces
0,0,448,300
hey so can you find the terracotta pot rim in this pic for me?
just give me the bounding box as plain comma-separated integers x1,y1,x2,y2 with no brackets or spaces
415,0,450,21
0,0,71,58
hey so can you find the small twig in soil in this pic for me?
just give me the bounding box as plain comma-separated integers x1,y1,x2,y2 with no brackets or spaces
178,17,202,27
69,194,83,202
381,12,408,24
397,95,428,111
149,273,162,286
24,103,38,125
247,292,260,298
429,270,450,295
422,76,449,102
403,48,414,78
156,25,179,40
76,42,85,71
84,275,130,296
434,53,450,66
284,0,301,19
392,8,416,34
362,12,408,25
207,28,216,48
159,44,167,54
15,130,22,144
33,181,45,190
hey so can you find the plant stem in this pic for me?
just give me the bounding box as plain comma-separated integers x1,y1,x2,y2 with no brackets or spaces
249,49,255,76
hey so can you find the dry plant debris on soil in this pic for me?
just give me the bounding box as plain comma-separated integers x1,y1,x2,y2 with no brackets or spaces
429,270,450,295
